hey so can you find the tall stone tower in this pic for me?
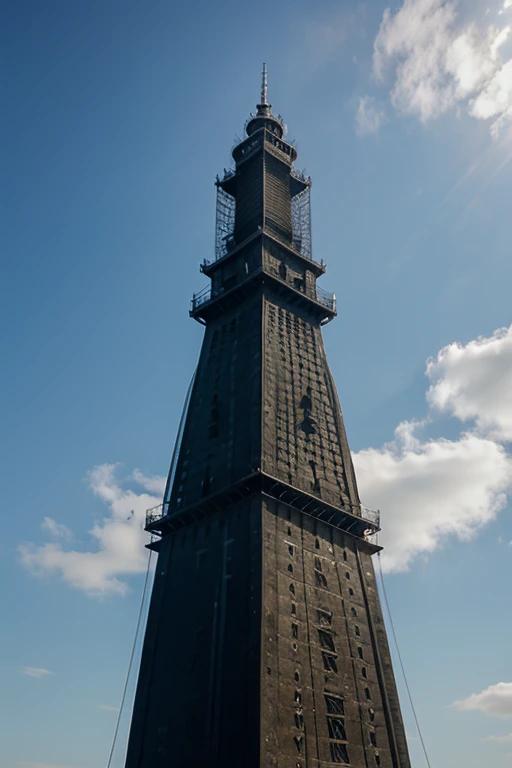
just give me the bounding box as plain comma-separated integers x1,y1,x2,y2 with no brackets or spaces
125,67,411,768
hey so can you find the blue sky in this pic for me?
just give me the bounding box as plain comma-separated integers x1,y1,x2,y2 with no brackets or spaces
3,1,512,767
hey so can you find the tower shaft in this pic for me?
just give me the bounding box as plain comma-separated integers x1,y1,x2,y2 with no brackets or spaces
125,72,411,768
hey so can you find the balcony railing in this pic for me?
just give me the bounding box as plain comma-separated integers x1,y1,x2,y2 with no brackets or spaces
190,285,211,312
146,503,168,529
316,285,336,312
360,505,380,530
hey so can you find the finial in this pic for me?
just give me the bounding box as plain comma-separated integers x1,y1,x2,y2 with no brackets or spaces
261,63,268,105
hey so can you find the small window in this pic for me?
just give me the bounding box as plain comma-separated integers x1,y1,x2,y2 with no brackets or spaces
368,707,375,722
349,588,354,596
345,571,350,580
294,277,303,291
288,545,294,557
294,735,303,753
358,647,364,659
288,527,292,536
315,571,328,588
365,687,371,700
328,717,347,741
325,694,345,715
315,537,320,549
294,690,302,704
314,557,323,571
318,629,335,651
355,625,361,637
322,653,338,673
294,671,300,683
343,550,347,561
288,564,294,573
295,711,304,729
317,609,332,627
375,753,381,766
362,667,367,679
291,604,297,616
290,583,295,595
351,607,357,617
370,730,377,747
292,623,299,639
330,743,350,763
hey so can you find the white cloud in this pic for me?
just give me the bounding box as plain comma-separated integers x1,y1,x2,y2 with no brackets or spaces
98,703,119,712
453,682,512,718
354,423,511,571
355,95,386,136
484,732,512,743
426,326,512,442
131,468,167,496
19,465,165,597
354,323,512,571
21,667,54,678
41,517,72,541
371,0,512,136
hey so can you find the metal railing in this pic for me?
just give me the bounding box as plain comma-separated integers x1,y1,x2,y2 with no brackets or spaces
291,167,311,185
360,505,380,529
316,285,336,312
146,503,168,529
190,285,211,312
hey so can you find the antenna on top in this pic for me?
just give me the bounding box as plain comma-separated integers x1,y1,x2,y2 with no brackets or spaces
261,63,268,105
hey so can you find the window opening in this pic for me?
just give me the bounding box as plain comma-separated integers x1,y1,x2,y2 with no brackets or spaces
322,653,338,673
325,694,345,715
330,743,350,763
318,629,336,651
328,718,347,741
315,571,328,588
317,609,332,627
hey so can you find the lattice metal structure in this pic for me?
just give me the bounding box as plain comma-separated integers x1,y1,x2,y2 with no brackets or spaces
214,184,236,260
291,185,312,260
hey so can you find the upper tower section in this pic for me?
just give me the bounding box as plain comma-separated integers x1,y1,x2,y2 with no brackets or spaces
191,65,335,325
218,63,307,248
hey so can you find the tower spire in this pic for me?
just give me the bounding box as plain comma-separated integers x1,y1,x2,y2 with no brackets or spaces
261,62,268,105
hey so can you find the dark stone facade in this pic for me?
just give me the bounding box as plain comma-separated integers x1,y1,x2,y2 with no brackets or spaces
124,86,411,768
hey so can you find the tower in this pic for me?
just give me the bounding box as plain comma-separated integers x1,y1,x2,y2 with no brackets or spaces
125,67,411,768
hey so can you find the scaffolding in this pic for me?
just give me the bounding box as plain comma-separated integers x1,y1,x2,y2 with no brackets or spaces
215,184,236,261
291,185,312,261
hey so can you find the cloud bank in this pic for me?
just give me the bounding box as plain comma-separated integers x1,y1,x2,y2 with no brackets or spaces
19,466,165,597
453,682,512,718
360,0,512,137
354,324,512,572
